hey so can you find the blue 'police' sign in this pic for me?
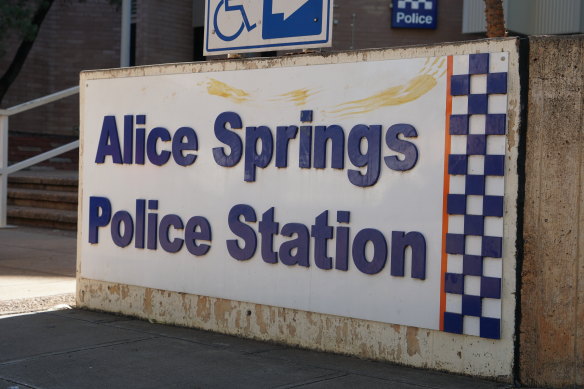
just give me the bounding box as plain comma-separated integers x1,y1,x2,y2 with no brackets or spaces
392,0,437,29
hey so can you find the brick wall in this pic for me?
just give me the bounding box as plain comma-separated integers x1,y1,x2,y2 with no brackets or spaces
135,0,194,65
1,0,121,136
328,0,479,51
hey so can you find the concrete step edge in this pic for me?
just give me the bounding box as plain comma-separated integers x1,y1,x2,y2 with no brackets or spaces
8,172,78,187
7,206,78,223
8,188,78,204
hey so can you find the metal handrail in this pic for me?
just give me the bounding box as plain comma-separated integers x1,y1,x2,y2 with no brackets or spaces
0,86,80,228
0,86,79,116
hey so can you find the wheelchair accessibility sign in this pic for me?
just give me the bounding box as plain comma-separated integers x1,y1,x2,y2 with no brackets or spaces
204,0,333,55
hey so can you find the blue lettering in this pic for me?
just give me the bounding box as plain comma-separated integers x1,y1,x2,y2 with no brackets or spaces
146,127,171,166
385,123,418,171
89,196,112,243
159,214,184,253
185,216,212,256
213,111,243,167
171,127,198,167
259,207,279,263
244,126,273,182
390,231,427,279
227,204,257,260
352,228,387,275
280,223,310,267
347,124,381,187
95,116,123,164
311,210,333,270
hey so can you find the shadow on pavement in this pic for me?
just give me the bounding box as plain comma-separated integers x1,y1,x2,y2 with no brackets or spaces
0,309,511,389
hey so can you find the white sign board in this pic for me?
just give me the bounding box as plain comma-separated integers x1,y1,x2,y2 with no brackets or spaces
80,51,510,339
204,0,333,55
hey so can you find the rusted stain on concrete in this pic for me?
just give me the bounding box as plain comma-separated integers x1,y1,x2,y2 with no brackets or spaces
233,309,241,329
213,298,232,322
143,288,153,315
77,273,515,380
107,284,120,296
406,327,421,356
196,295,212,322
395,343,403,360
286,323,297,337
255,305,269,335
120,284,129,299
335,322,349,346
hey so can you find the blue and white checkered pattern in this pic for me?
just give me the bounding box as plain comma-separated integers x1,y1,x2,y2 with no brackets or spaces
396,0,434,10
443,52,509,339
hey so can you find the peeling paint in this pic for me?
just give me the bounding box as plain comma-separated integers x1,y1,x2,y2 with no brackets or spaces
406,327,421,356
287,323,297,337
77,275,514,380
196,296,211,322
213,299,232,322
180,293,191,316
255,305,269,335
143,288,153,315
235,310,241,329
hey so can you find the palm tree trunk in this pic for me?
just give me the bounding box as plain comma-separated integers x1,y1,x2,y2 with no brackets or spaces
484,0,506,38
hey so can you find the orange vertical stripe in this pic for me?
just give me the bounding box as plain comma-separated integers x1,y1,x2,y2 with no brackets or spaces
439,56,453,330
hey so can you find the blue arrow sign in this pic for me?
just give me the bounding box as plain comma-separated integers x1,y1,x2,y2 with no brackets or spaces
262,0,323,39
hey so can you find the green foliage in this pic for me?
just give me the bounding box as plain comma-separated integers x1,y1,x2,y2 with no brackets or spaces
0,0,120,58
0,0,45,57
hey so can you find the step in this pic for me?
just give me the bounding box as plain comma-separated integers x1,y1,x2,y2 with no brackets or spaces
7,206,77,231
8,171,78,192
7,188,78,211
8,132,79,171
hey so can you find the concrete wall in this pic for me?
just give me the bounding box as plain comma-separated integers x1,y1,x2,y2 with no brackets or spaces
520,35,584,388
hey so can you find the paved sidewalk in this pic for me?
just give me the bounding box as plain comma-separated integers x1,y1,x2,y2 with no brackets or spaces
0,309,512,389
0,227,75,315
0,227,515,388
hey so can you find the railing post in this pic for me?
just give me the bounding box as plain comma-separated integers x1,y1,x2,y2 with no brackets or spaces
120,0,132,67
0,114,8,228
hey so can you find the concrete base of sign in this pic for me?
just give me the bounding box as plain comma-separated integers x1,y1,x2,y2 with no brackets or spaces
77,38,521,381
77,276,512,380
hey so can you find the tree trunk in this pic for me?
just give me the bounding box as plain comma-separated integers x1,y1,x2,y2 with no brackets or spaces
0,0,55,106
484,0,506,38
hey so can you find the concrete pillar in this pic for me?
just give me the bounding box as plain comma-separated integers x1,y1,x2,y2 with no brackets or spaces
520,34,584,387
